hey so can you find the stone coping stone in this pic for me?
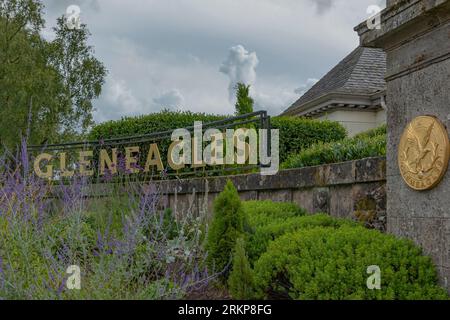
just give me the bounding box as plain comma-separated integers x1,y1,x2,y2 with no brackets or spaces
355,0,450,48
61,157,386,197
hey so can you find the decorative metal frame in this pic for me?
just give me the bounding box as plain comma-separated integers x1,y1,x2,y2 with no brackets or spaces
27,111,272,181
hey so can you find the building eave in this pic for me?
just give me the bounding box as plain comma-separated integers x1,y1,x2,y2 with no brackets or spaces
280,91,386,118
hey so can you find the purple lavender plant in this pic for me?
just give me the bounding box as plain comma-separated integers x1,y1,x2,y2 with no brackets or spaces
0,140,214,300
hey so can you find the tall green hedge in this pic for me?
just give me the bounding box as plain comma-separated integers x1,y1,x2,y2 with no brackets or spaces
87,111,225,177
353,123,387,140
282,130,386,169
89,112,347,165
89,110,225,140
271,117,347,163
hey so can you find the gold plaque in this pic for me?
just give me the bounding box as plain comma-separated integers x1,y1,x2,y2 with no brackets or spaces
398,116,450,191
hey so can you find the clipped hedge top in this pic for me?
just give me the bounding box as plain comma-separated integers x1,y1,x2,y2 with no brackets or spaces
89,110,226,140
354,124,387,140
271,117,347,163
282,125,386,169
89,112,347,166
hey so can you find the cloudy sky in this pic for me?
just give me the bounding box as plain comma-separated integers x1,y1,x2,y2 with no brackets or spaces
41,0,385,123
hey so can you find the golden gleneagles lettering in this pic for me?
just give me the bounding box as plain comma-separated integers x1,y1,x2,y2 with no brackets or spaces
33,145,163,179
33,123,280,179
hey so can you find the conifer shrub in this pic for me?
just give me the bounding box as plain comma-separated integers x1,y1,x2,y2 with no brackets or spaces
253,226,449,300
228,237,255,299
206,180,245,279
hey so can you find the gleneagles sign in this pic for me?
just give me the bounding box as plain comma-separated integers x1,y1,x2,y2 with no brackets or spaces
33,122,280,179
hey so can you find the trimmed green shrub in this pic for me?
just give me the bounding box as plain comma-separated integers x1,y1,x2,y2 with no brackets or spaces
354,124,387,140
253,226,448,300
246,214,358,265
282,132,386,169
206,180,245,279
271,117,347,163
90,112,347,168
228,237,255,299
89,110,226,177
243,200,306,228
89,110,225,140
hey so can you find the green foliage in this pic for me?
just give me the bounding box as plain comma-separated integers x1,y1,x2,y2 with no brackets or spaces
243,200,306,229
89,110,227,177
206,180,245,278
48,17,107,136
89,110,225,140
45,213,97,262
234,83,254,116
253,226,448,300
271,117,347,163
0,196,205,300
246,213,358,265
0,0,106,149
89,112,347,171
89,110,226,177
354,124,387,140
282,131,386,169
84,195,137,238
228,237,255,299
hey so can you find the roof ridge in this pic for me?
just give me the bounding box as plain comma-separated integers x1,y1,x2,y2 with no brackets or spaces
305,47,363,96
282,46,386,116
343,46,366,87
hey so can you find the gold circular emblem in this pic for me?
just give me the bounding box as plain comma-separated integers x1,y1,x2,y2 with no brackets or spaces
398,116,450,191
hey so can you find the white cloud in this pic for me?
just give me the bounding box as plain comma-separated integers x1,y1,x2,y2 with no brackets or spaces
153,89,185,110
44,0,100,14
92,37,232,121
311,0,334,14
294,78,319,96
94,75,145,122
41,0,387,121
220,45,259,102
254,90,298,115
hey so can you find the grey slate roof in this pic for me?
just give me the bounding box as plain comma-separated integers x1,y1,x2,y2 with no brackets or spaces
283,47,386,115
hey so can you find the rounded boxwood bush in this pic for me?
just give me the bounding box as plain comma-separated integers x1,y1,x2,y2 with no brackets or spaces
253,226,448,300
246,214,358,265
243,200,306,228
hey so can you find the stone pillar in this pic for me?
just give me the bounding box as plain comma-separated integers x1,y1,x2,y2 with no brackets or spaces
355,0,450,291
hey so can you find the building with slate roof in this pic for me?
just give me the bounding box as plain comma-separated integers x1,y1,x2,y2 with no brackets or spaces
281,46,387,136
